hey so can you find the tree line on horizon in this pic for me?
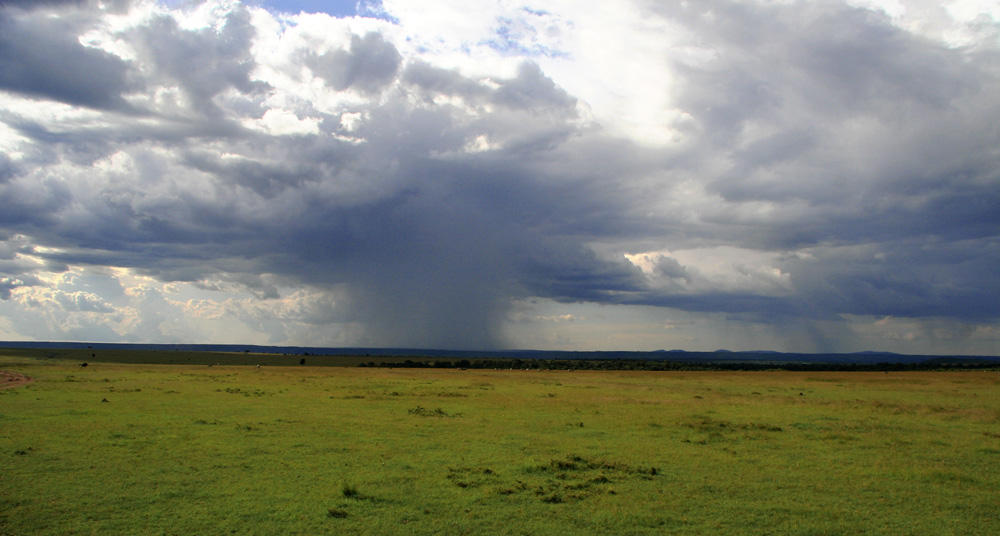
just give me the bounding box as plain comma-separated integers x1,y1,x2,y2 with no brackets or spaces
356,357,1000,372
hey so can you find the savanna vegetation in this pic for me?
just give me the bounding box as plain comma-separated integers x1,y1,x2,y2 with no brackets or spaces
2,349,999,535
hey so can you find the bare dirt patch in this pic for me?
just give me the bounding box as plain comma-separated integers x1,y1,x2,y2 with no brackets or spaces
0,370,34,390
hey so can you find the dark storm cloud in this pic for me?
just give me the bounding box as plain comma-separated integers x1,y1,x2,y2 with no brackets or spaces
402,61,491,100
779,238,1000,320
0,0,85,8
0,10,133,110
651,256,691,284
305,32,402,93
662,1,1000,214
125,4,268,116
403,60,576,115
0,0,997,349
0,236,41,299
181,149,313,198
631,0,1000,323
0,154,17,183
214,133,650,347
494,62,575,111
0,275,37,300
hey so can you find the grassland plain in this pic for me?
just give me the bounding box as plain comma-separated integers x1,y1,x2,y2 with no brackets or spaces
1,351,999,535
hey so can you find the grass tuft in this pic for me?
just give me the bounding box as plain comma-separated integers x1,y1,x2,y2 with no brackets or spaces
341,482,360,499
408,405,460,417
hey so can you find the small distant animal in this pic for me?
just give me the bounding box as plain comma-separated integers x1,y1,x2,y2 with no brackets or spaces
256,364,261,369
81,362,88,367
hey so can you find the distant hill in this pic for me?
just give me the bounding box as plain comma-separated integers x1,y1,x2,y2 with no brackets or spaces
1,341,997,365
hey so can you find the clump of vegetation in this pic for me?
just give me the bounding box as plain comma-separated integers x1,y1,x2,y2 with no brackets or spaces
684,416,784,434
341,482,360,499
103,386,141,393
408,405,460,417
219,387,271,397
445,455,658,505
447,467,501,489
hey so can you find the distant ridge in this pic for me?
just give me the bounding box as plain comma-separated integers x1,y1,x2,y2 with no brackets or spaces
1,341,997,364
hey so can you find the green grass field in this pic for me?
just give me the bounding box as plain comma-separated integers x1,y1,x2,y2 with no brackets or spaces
2,350,999,535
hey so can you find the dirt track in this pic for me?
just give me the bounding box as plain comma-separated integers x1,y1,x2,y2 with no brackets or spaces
0,370,34,389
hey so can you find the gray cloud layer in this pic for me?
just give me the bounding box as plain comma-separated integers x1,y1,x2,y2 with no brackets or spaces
0,10,133,110
0,0,998,351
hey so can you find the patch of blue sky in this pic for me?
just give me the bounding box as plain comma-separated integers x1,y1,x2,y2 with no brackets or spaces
481,18,569,59
240,0,396,22
356,0,398,23
520,7,552,17
247,0,356,17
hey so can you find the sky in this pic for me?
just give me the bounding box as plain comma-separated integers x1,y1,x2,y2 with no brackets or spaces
0,0,998,354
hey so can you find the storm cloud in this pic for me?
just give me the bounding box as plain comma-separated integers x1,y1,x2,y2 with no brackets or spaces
0,0,997,353
0,9,134,110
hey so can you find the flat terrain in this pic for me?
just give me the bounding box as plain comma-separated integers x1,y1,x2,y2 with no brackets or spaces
1,351,999,535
